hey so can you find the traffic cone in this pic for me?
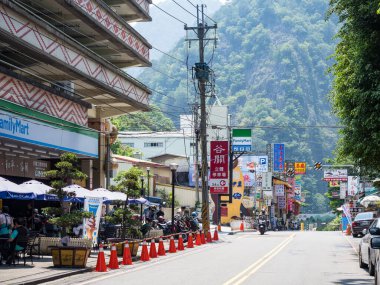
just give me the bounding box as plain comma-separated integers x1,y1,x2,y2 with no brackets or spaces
140,241,150,262
187,233,194,248
200,231,206,244
207,231,213,243
149,240,158,258
158,238,166,256
169,236,177,253
240,221,245,231
95,244,107,272
195,231,202,246
177,235,185,251
122,243,132,265
213,227,219,241
218,224,222,232
108,244,119,269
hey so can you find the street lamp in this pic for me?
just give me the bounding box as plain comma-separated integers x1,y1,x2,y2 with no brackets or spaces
170,163,178,232
146,166,150,198
140,175,145,221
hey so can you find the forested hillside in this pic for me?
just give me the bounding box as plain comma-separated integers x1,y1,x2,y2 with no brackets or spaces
133,0,339,212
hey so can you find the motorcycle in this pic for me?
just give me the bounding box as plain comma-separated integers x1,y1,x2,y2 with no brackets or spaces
258,215,267,235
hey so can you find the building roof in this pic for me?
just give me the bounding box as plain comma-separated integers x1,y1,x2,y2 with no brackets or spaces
113,154,169,168
149,153,187,159
118,131,194,138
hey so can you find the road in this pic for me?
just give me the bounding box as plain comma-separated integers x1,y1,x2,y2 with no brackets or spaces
47,231,373,285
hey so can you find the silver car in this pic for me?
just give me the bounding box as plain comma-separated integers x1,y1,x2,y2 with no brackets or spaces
359,218,380,276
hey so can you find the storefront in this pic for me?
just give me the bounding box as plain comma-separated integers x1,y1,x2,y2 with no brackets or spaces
0,99,98,181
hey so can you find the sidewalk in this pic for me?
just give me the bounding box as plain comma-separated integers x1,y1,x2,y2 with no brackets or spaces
0,234,221,285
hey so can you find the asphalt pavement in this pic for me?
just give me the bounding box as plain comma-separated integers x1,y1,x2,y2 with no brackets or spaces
45,231,373,285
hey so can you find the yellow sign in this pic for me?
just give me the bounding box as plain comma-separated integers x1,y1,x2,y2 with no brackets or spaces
295,162,306,175
329,181,340,188
221,166,244,224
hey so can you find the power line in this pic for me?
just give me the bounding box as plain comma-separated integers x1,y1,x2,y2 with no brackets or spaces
185,0,217,24
151,3,187,25
171,0,197,18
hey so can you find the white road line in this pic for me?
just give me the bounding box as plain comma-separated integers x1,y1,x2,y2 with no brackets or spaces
223,233,296,285
343,233,358,255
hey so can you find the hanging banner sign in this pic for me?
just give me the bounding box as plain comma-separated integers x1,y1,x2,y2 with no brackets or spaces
275,184,285,197
273,144,285,172
262,172,272,191
232,129,252,152
278,196,286,209
294,162,306,175
340,182,347,199
323,169,348,181
83,196,103,246
209,141,229,194
347,176,359,196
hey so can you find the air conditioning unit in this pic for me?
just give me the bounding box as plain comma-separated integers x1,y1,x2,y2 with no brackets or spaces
53,81,74,96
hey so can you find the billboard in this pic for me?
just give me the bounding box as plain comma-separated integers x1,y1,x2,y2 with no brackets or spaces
209,141,229,194
323,169,348,181
275,184,285,197
273,144,285,172
239,156,268,187
262,172,272,191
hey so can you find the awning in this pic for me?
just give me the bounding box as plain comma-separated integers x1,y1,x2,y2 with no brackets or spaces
273,178,292,189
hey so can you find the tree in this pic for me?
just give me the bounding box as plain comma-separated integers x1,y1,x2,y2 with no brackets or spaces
110,139,135,157
329,0,380,174
44,153,91,232
107,167,144,239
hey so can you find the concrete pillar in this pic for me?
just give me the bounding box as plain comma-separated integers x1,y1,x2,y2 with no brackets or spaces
88,118,106,189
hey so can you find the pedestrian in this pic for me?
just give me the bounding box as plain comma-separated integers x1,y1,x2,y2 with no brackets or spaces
156,206,165,218
0,206,13,238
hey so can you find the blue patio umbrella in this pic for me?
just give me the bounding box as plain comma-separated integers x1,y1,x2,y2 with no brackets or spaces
0,176,35,200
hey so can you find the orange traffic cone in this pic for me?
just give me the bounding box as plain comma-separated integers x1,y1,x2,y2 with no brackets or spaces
108,244,119,269
195,231,202,246
149,240,158,258
169,236,177,253
206,231,213,243
140,241,150,262
122,243,133,265
213,227,219,241
187,233,194,248
158,238,166,256
200,231,206,244
240,221,245,231
177,235,185,251
95,244,107,272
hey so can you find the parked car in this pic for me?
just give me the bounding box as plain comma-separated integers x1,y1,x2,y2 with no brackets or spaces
358,218,380,276
352,212,376,238
370,237,380,284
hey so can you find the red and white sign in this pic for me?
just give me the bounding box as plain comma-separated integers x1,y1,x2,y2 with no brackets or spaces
210,141,229,194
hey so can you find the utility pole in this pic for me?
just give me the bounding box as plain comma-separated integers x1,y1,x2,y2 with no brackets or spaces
193,103,200,204
185,5,217,234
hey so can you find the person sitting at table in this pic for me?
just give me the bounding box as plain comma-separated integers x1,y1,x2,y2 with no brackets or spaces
5,218,28,265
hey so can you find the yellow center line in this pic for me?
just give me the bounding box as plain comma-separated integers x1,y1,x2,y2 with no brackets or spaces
223,233,296,285
343,233,358,255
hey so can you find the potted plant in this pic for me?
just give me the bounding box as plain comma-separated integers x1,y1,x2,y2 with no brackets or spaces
43,153,92,267
106,167,144,256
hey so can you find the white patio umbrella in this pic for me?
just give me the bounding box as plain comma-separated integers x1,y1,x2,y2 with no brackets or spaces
0,176,36,199
91,188,126,201
63,184,92,198
360,195,380,207
20,180,53,195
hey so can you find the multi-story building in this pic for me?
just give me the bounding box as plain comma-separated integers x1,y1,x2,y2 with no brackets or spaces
0,0,152,188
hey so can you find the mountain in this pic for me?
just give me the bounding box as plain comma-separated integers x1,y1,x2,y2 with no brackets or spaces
135,0,340,212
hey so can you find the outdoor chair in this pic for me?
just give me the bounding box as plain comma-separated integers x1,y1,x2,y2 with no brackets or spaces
28,232,42,259
8,236,34,266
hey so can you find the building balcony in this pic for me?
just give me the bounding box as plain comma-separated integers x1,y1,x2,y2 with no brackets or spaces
102,0,151,22
0,1,151,118
17,0,151,68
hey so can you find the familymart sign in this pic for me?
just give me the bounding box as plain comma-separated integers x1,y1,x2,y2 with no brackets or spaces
232,129,252,152
0,104,98,157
